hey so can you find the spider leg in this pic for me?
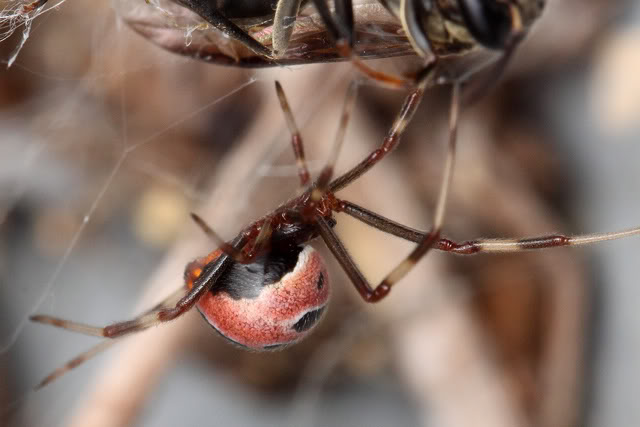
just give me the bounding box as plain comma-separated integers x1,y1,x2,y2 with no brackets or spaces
431,83,459,229
31,283,193,388
175,0,272,58
190,213,251,262
339,200,425,242
30,285,189,387
272,0,305,57
312,80,359,200
244,218,274,260
31,286,189,336
276,81,311,188
190,212,273,264
31,235,247,338
34,340,116,389
340,198,640,254
277,78,357,198
435,228,640,254
319,83,461,302
329,77,428,194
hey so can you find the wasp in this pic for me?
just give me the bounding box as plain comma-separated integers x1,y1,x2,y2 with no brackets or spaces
132,0,545,72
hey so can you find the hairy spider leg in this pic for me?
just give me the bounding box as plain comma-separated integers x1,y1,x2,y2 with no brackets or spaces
31,283,194,388
30,235,248,384
30,284,190,388
276,81,312,188
311,79,359,199
33,340,116,389
340,199,640,254
328,78,426,194
189,213,251,262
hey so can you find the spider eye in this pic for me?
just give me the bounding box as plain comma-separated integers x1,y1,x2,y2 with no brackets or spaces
457,0,514,49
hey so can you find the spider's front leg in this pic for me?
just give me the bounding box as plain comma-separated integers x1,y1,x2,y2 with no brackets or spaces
321,82,461,302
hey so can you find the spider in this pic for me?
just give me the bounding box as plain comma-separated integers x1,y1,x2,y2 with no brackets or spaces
30,79,640,389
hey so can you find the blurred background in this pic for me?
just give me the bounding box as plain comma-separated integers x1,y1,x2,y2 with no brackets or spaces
1,0,640,426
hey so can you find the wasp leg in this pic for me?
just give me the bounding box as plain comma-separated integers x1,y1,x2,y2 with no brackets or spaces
459,3,526,104
401,0,435,58
176,0,272,58
272,0,305,58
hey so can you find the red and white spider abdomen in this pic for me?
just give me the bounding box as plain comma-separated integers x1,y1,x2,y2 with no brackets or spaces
186,245,330,350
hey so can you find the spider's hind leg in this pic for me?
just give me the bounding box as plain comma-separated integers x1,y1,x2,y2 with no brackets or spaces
31,236,247,387
29,285,189,388
31,235,246,384
33,340,116,389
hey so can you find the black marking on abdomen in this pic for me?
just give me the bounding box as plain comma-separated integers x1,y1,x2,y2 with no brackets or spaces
263,343,285,351
292,307,325,333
